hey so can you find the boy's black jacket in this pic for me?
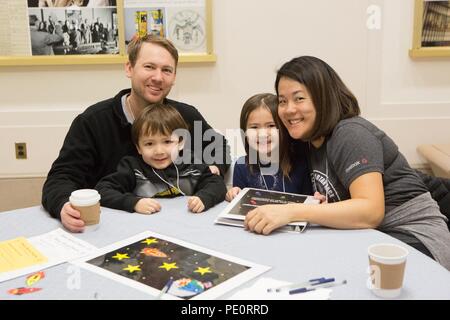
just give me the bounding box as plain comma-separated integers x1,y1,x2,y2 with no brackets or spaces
96,156,227,212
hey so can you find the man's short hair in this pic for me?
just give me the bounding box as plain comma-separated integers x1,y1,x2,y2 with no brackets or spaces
127,35,179,69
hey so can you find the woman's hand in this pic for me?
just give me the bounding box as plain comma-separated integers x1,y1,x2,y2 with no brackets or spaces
244,205,292,235
134,198,161,214
225,187,241,202
188,196,205,213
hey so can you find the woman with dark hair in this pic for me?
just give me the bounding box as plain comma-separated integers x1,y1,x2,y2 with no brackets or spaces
245,56,450,270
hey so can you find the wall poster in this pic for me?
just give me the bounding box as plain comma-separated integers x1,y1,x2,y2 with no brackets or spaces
0,0,215,66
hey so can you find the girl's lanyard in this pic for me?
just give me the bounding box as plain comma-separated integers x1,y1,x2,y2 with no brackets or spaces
258,164,285,192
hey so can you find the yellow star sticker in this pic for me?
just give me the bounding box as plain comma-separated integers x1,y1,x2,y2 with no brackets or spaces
159,262,179,271
194,267,212,276
112,253,130,261
123,264,141,273
141,238,159,245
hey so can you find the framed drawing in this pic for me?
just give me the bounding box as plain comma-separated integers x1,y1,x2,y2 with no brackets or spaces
410,0,450,58
0,0,215,66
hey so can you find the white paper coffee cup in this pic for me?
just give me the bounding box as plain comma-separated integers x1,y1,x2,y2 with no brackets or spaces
69,189,101,228
367,243,408,298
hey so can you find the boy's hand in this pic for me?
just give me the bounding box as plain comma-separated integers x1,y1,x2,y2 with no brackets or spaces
188,196,205,213
134,198,161,214
225,187,241,202
209,165,220,176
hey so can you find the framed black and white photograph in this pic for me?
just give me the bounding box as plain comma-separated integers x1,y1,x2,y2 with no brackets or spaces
27,0,117,7
410,0,450,58
28,7,119,55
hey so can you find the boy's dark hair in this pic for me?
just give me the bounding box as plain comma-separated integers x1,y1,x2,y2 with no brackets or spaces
239,93,292,177
131,103,188,146
127,34,178,69
275,56,360,142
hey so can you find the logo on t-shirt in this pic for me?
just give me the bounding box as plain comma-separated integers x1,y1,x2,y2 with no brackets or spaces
311,171,340,202
345,161,361,173
345,158,369,173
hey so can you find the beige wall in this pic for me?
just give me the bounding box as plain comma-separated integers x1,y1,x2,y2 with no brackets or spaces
0,0,449,181
0,177,45,211
366,0,450,165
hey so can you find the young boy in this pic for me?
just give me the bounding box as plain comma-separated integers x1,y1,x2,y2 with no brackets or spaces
96,103,226,214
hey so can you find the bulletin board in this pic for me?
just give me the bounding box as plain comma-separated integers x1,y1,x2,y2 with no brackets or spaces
0,0,215,66
410,0,450,58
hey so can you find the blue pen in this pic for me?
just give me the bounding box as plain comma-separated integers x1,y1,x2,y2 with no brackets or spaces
155,278,173,299
289,279,347,295
267,277,333,292
287,277,335,291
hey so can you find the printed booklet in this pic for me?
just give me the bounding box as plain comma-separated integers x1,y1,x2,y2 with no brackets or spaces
215,188,319,233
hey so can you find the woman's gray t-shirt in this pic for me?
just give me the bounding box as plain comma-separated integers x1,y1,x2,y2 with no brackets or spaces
308,116,427,212
307,117,450,270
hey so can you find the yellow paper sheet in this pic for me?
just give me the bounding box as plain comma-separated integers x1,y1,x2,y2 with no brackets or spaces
0,237,47,273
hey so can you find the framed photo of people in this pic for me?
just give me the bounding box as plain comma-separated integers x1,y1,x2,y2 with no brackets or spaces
410,0,450,58
0,0,215,66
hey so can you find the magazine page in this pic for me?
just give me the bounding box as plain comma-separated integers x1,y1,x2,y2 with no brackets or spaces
215,188,319,233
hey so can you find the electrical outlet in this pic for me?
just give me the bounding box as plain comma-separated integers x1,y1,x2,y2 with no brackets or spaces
15,142,27,159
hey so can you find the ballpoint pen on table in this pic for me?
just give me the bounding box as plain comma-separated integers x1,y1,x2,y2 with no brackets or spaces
155,278,173,300
266,277,334,292
289,279,347,295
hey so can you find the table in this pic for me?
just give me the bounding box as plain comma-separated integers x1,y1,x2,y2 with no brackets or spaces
1,197,449,300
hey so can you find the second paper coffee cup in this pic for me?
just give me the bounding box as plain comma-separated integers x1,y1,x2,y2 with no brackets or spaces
69,189,101,226
367,243,408,299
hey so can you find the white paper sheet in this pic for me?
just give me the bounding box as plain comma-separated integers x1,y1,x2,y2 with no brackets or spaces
227,277,332,300
0,228,98,283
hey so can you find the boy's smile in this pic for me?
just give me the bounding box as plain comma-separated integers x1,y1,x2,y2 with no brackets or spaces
137,132,182,169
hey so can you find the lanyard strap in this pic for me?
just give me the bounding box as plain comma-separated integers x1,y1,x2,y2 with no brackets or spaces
151,165,186,196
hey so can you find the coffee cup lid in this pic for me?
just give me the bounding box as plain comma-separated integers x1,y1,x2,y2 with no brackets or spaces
69,189,101,206
368,243,409,263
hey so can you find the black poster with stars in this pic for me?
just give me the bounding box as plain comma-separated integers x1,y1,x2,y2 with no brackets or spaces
85,233,252,299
